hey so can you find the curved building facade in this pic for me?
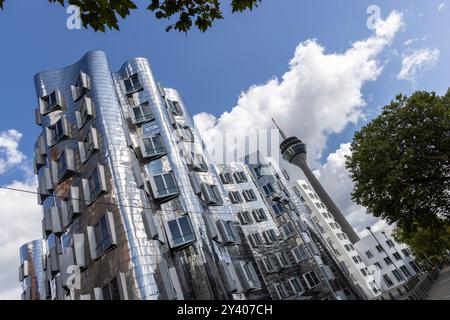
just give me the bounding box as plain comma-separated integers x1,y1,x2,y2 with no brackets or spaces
19,240,47,300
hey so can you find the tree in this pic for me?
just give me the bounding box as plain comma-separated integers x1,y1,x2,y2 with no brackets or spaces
0,0,261,32
346,89,450,256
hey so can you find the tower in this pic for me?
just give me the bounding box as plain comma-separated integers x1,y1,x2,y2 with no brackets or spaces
272,119,360,244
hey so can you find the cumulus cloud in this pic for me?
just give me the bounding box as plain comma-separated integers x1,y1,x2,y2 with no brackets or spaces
194,11,403,232
195,11,403,167
438,3,446,11
313,143,389,237
0,129,26,174
397,48,440,85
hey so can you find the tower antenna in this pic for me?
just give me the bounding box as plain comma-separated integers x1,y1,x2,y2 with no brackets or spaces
272,118,287,140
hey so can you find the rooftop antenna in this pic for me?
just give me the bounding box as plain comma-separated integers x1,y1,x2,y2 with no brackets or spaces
272,118,287,140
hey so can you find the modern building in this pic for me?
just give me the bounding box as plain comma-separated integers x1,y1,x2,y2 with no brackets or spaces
354,228,422,300
26,51,271,300
294,179,381,299
19,240,47,300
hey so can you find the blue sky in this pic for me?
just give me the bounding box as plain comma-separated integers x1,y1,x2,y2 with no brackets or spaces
0,0,448,188
0,0,448,299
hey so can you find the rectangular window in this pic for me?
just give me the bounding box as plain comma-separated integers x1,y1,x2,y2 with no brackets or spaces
400,265,412,278
124,74,142,94
409,261,421,273
277,252,290,268
384,257,393,265
178,126,194,142
292,246,308,263
167,215,195,248
153,172,179,199
292,186,301,197
386,240,395,247
253,166,262,177
288,277,304,295
242,189,257,202
238,211,253,225
251,208,267,222
383,274,394,287
141,135,166,159
360,268,368,277
76,96,94,129
352,256,359,264
262,183,275,196
393,252,402,261
201,183,223,206
392,269,404,282
262,257,277,273
49,118,66,145
88,168,102,201
262,229,278,244
233,171,247,183
272,202,286,216
282,222,296,238
374,262,382,269
249,233,264,247
365,250,374,259
401,248,411,257
303,271,320,289
102,278,121,300
228,191,243,203
219,172,234,184
376,244,384,253
131,102,153,124
94,215,114,256
275,283,290,299
166,99,183,116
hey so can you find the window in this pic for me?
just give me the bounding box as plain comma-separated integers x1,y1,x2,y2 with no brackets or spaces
253,166,262,177
48,118,67,145
82,165,107,205
400,265,412,278
365,250,374,259
131,102,153,124
288,277,304,295
392,269,404,282
152,172,179,199
401,248,411,257
282,222,296,238
386,240,395,247
376,244,383,253
217,220,240,245
252,208,267,222
233,171,247,183
102,278,121,300
248,233,264,247
384,257,393,265
360,268,368,277
178,126,194,142
141,135,166,159
242,189,257,202
201,183,223,206
166,99,183,116
344,244,352,252
374,262,382,269
272,202,286,216
72,73,90,100
262,183,275,196
75,96,94,128
228,191,243,203
276,252,290,268
94,214,115,256
352,256,360,264
79,127,99,163
409,261,421,273
292,186,301,197
219,172,234,184
262,229,278,244
41,91,63,114
262,257,277,273
124,74,142,94
281,169,290,181
292,246,308,263
187,153,208,172
238,211,252,225
383,274,394,287
167,215,195,248
275,283,290,299
54,149,75,182
303,271,320,289
393,252,402,261
238,262,261,291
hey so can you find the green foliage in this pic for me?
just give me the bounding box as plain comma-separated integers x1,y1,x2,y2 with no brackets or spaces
0,0,261,32
346,89,450,256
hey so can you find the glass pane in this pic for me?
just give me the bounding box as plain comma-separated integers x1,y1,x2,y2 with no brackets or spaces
168,219,182,245
152,136,165,154
133,107,144,122
102,285,111,300
109,278,121,300
154,175,166,196
163,173,177,194
179,216,194,242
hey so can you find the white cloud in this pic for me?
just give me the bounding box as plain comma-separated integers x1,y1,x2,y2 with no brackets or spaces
397,48,440,85
438,3,446,11
313,143,390,237
0,178,42,300
195,11,403,167
0,129,26,174
194,11,403,232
